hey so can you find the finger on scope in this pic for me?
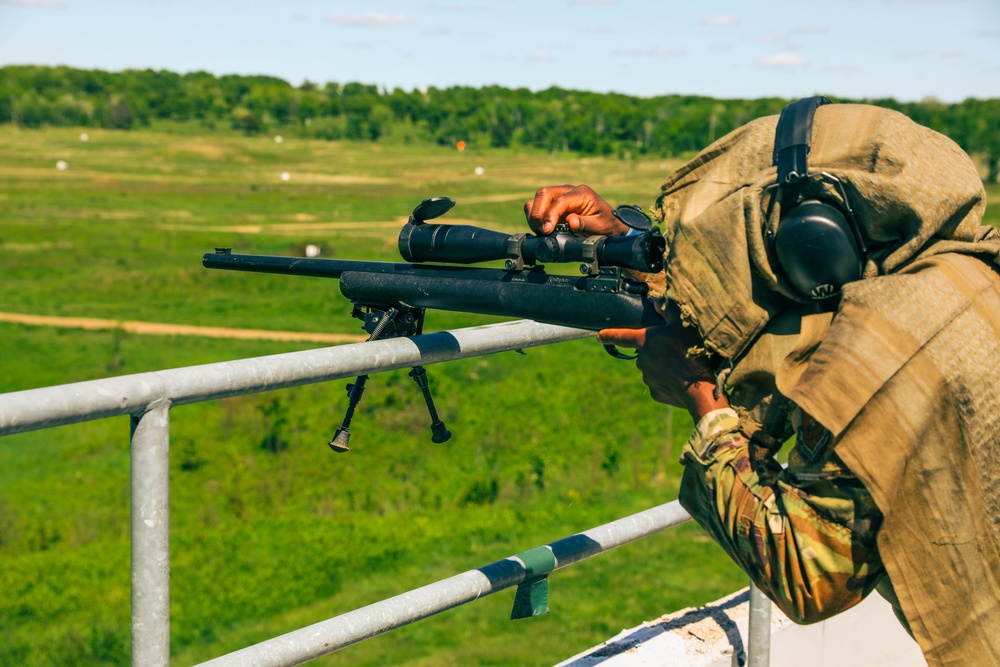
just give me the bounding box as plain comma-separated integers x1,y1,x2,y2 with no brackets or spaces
527,186,568,234
574,213,610,236
543,189,592,233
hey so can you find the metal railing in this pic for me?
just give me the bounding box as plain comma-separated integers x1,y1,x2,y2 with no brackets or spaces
0,319,771,667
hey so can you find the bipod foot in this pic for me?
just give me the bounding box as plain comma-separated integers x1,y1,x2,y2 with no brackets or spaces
328,427,351,453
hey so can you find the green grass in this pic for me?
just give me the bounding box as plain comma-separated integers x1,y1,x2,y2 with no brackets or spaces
1,125,996,666
0,125,735,667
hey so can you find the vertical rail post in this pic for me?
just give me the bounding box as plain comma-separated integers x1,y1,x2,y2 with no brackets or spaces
747,580,772,666
130,400,171,667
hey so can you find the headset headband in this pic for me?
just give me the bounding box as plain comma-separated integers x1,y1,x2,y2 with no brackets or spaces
772,96,831,184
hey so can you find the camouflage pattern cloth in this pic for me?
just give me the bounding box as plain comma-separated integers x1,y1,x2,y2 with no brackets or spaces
678,406,886,624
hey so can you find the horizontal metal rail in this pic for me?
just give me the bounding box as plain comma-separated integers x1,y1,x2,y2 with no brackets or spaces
0,320,591,436
195,500,694,667
0,320,590,667
0,318,772,666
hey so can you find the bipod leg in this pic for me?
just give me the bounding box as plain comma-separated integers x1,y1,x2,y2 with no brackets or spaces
408,365,452,443
328,307,400,453
329,375,368,452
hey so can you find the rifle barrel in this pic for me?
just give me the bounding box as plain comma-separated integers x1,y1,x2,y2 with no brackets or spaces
202,253,421,278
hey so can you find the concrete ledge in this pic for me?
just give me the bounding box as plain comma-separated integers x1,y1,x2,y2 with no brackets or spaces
556,590,926,667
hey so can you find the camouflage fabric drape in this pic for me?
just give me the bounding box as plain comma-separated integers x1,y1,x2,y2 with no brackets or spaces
778,253,1000,666
650,103,1000,666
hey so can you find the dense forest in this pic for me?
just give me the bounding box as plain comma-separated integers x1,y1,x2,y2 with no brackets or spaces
3,65,998,180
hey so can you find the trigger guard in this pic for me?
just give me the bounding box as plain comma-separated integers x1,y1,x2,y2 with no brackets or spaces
604,344,638,360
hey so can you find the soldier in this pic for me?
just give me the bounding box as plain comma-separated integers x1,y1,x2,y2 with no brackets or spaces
525,99,1000,666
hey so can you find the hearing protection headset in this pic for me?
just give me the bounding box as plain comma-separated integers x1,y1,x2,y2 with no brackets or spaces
768,96,866,302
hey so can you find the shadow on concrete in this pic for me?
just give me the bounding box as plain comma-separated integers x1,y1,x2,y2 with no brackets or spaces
560,589,749,667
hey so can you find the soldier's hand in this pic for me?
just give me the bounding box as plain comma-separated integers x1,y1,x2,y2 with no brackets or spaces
598,301,728,419
524,185,629,237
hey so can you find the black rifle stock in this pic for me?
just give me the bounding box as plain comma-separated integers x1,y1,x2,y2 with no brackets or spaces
202,197,666,452
201,253,664,331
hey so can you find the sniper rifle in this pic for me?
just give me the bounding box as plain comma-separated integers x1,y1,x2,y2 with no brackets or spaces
203,197,665,452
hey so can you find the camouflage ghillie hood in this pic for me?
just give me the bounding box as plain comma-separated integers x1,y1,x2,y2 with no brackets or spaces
652,103,993,362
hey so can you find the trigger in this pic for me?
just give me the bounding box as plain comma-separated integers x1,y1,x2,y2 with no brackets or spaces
604,344,638,360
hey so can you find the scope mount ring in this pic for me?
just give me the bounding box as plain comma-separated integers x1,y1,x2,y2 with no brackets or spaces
505,233,528,271
579,236,603,276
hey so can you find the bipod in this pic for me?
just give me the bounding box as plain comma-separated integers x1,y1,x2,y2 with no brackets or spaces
328,304,451,452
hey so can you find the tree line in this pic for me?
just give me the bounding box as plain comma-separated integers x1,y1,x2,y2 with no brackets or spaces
2,65,997,180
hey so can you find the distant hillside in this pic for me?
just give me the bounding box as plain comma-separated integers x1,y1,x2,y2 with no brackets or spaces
2,65,997,180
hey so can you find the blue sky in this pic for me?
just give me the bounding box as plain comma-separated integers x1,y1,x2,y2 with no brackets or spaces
1,0,998,102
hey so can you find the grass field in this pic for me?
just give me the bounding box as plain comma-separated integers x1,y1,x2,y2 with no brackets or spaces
0,125,744,667
1,125,997,667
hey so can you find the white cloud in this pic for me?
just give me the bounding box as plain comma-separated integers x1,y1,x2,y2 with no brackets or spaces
325,12,414,27
760,33,786,43
426,3,485,11
702,15,739,27
528,52,557,63
821,64,861,74
896,50,929,59
792,26,829,35
614,48,685,58
0,0,67,7
756,53,806,68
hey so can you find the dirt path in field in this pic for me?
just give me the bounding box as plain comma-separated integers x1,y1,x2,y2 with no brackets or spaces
0,311,367,344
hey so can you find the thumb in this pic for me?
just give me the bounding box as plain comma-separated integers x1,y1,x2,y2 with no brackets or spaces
597,327,647,349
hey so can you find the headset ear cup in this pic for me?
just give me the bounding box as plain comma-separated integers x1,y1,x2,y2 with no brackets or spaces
770,98,865,301
774,200,864,301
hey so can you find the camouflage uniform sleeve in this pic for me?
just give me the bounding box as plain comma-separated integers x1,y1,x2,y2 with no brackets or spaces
678,407,886,624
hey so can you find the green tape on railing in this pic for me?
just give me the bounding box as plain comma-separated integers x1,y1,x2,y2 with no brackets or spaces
509,546,556,619
516,545,557,577
510,576,549,619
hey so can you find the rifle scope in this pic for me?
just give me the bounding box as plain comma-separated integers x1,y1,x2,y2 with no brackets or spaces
398,222,665,273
